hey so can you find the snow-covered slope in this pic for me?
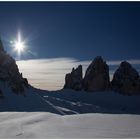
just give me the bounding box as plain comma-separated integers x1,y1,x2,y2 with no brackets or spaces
0,112,140,138
0,84,140,114
0,85,140,138
0,82,61,114
37,89,140,115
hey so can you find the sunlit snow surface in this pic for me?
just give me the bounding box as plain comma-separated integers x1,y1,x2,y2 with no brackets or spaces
0,112,140,138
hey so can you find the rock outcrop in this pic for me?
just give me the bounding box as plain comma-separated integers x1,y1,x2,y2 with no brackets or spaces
63,56,140,95
64,65,83,90
0,38,29,95
83,56,110,91
0,38,4,52
0,88,4,98
111,61,140,95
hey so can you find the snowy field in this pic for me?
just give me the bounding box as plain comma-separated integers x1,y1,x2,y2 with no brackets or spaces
0,83,140,138
0,112,140,138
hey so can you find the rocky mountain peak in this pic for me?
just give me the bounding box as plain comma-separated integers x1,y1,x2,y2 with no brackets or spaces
0,39,29,97
64,65,83,91
111,61,140,95
83,56,110,91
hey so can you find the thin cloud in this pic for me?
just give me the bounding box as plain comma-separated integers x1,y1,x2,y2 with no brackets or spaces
107,59,140,66
16,58,90,91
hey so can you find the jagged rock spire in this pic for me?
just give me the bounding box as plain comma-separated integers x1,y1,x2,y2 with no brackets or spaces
111,61,140,95
64,65,83,91
83,56,110,91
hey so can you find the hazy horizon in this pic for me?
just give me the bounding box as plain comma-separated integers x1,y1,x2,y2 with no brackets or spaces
16,57,140,90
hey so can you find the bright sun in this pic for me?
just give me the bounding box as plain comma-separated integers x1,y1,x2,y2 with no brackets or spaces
13,32,25,55
15,41,24,53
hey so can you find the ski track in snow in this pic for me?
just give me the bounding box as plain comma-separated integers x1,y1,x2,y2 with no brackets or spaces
36,92,79,115
35,92,66,115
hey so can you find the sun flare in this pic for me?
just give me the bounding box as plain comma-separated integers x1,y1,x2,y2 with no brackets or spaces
15,40,24,53
13,32,25,55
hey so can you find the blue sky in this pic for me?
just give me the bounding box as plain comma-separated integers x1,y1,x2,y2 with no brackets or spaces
0,2,140,90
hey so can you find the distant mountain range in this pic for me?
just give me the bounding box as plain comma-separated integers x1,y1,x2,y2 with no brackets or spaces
64,56,140,95
0,38,140,114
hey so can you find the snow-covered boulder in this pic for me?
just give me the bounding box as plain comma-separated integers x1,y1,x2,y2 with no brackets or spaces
83,56,110,92
64,65,83,90
111,61,140,95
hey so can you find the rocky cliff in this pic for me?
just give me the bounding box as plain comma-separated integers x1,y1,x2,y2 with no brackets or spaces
64,65,83,90
0,38,28,97
83,56,110,92
111,61,140,95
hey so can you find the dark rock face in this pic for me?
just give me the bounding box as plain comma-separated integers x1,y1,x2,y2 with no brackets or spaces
63,56,140,95
0,39,4,52
111,61,140,95
64,65,83,90
0,88,4,98
0,39,29,95
83,56,110,92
